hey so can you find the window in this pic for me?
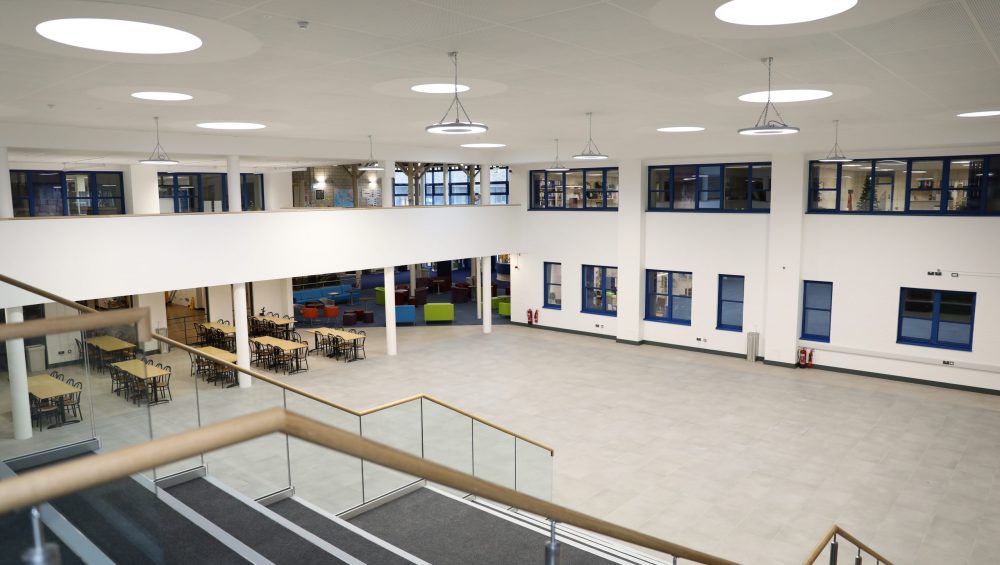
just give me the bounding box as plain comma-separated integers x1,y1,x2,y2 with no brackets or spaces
424,167,445,205
530,167,618,210
449,167,470,205
582,265,617,315
645,270,692,324
898,288,975,350
544,262,561,309
489,166,509,204
241,173,265,211
9,170,125,217
802,281,832,342
717,275,744,331
647,162,770,212
157,173,230,213
808,155,1000,215
393,170,408,206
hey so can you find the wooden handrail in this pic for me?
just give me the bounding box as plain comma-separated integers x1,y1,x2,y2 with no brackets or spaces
0,408,736,565
0,274,96,315
0,308,148,342
802,525,894,565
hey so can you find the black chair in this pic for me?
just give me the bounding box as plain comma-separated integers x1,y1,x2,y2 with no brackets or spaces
354,331,367,360
153,367,172,403
63,382,83,420
31,397,60,431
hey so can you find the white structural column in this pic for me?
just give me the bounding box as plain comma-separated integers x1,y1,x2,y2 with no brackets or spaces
383,267,397,356
227,155,242,212
409,265,417,297
123,164,160,214
443,165,451,206
480,163,490,205
0,147,14,219
381,159,395,208
762,153,808,364
263,171,293,211
615,158,644,344
474,258,482,320
232,282,252,387
4,307,31,439
482,255,492,333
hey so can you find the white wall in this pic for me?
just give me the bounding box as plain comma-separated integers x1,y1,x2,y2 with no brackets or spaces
251,278,292,316
207,285,234,324
43,302,81,366
263,171,293,211
135,292,167,352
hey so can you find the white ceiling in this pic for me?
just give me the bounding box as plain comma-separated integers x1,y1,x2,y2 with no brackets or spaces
0,0,998,166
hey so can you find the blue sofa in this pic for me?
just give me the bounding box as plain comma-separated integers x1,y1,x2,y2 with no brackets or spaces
293,284,359,305
395,305,415,325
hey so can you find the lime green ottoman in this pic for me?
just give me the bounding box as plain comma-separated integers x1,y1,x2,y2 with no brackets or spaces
375,287,385,305
424,303,454,323
498,301,511,317
491,296,510,311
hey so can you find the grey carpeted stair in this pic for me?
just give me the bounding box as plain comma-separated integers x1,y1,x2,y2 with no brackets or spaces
268,497,417,564
166,478,349,564
348,487,617,565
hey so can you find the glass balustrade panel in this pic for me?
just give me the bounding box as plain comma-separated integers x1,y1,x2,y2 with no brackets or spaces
360,398,422,501
515,438,553,500
472,420,515,489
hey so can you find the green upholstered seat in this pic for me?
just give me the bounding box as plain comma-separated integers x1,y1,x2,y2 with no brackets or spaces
424,303,455,322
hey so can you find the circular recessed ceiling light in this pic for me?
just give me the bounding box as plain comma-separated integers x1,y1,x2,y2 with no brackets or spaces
957,110,1000,118
196,122,266,130
131,91,193,101
739,89,832,103
36,19,202,54
460,143,506,148
411,83,470,94
657,126,705,133
715,0,858,26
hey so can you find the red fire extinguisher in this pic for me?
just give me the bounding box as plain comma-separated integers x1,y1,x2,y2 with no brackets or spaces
527,309,533,325
798,347,807,368
533,309,539,325
807,349,814,368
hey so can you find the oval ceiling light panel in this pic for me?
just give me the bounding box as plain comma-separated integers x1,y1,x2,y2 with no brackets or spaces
715,0,858,26
131,91,193,101
657,126,705,132
196,122,266,130
36,19,202,54
739,89,832,103
411,83,470,94
460,143,506,148
957,110,1000,118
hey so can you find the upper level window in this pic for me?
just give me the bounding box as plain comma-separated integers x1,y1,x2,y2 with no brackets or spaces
645,270,692,325
717,275,744,331
801,281,832,342
241,173,265,211
10,170,125,217
424,167,445,206
448,167,470,205
582,265,617,315
530,167,618,210
489,166,509,205
648,163,771,212
898,288,975,351
393,170,408,206
544,262,561,309
808,155,1000,214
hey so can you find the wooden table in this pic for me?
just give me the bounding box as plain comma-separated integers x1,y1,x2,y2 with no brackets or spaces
201,323,236,334
251,336,307,373
28,375,80,428
195,346,237,364
253,316,294,327
112,360,170,403
86,335,135,352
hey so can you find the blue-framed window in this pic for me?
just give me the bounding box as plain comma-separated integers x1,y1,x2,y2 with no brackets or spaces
393,170,409,206
582,265,617,315
240,173,265,211
448,167,470,205
530,167,618,210
897,288,975,351
648,162,771,212
423,167,445,206
489,166,509,204
645,270,692,324
802,281,833,342
157,172,228,213
717,275,744,331
10,170,125,217
808,155,1000,214
544,262,562,309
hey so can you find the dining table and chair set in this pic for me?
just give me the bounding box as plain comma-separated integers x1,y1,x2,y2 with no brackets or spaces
306,327,367,363
27,371,83,430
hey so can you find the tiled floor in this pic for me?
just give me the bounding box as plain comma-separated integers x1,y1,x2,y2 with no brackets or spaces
2,324,999,564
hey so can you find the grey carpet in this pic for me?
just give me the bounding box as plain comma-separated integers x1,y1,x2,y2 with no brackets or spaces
349,488,616,565
268,497,413,564
167,478,347,564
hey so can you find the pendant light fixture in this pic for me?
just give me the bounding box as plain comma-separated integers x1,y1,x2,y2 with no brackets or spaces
139,116,178,165
545,139,570,172
818,120,852,162
425,52,487,134
357,135,384,171
738,57,799,136
572,112,609,160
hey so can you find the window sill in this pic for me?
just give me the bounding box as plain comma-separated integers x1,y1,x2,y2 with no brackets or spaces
543,305,561,310
529,208,619,212
582,310,617,317
800,335,830,343
645,317,691,326
646,208,770,214
896,339,972,352
716,325,743,332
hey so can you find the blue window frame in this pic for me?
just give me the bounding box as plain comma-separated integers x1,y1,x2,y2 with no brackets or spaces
808,155,1000,215
393,170,409,206
489,166,509,204
448,167,470,205
648,162,771,212
424,167,445,205
10,170,125,217
645,270,692,324
544,262,562,309
897,288,975,351
530,167,618,210
240,173,265,211
582,265,617,315
802,281,833,342
157,173,228,213
717,275,744,331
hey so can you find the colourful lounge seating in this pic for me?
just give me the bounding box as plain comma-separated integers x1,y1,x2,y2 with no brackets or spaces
424,303,454,323
396,305,416,325
375,287,385,305
498,301,511,317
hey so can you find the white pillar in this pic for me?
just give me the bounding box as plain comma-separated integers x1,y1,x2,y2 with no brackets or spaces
443,165,451,206
5,307,32,440
263,171,293,211
383,267,397,356
232,282,252,387
227,155,242,212
615,158,644,344
482,255,492,334
381,160,395,208
123,164,160,215
474,258,482,320
762,153,808,364
409,265,417,297
480,163,490,205
0,147,14,219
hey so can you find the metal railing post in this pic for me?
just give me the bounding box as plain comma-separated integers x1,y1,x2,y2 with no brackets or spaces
545,519,560,565
21,506,60,565
829,534,838,565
